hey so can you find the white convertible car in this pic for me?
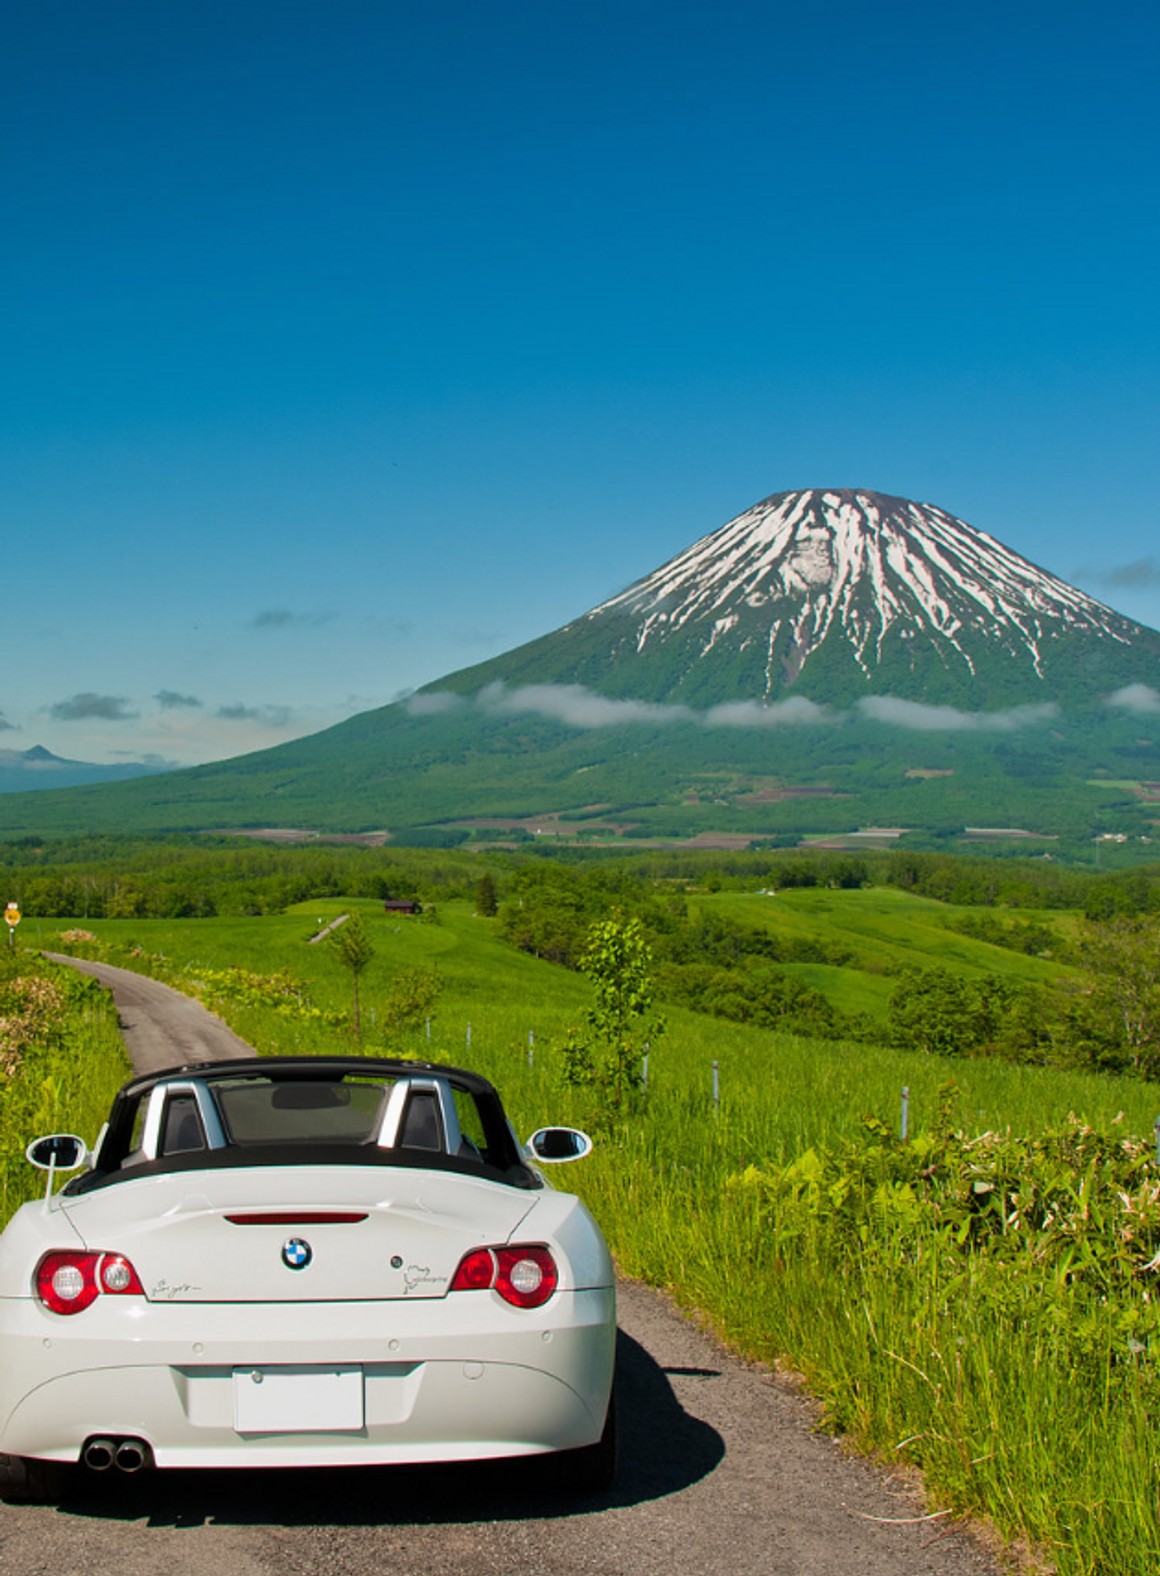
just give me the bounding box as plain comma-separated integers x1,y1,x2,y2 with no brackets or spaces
0,1056,616,1502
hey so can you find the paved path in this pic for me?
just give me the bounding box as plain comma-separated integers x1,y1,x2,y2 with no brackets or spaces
3,956,1003,1576
42,953,254,1071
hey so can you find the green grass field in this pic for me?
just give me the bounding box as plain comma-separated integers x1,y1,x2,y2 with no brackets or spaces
36,894,1156,1151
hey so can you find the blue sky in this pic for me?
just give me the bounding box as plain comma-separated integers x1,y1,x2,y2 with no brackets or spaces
4,0,1158,766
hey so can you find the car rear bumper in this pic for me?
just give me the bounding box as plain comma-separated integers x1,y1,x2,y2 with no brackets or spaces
0,1287,616,1467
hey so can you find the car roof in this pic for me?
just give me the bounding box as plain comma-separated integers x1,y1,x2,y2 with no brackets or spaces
62,1054,537,1197
116,1056,501,1102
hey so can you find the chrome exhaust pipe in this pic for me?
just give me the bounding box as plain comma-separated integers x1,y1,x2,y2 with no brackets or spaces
83,1437,116,1471
114,1439,149,1474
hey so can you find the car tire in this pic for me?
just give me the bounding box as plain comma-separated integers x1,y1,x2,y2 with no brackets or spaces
547,1389,617,1494
0,1452,70,1505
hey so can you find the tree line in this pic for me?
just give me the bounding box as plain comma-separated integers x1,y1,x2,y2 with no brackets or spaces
4,834,1158,922
0,837,483,919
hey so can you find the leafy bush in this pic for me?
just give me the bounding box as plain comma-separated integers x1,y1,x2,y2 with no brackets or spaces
1067,917,1160,1075
941,910,1059,956
887,966,1055,1061
737,1098,1160,1295
381,966,442,1031
656,959,847,1037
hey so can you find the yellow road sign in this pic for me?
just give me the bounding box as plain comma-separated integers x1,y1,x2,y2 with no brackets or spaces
4,903,20,928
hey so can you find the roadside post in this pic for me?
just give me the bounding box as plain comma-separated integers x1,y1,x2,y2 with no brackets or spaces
4,902,19,953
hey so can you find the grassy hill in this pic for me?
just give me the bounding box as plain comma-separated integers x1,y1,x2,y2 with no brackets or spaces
710,886,1079,1016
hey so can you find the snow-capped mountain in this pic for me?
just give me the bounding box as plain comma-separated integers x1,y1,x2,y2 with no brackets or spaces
440,489,1160,709
2,487,1158,840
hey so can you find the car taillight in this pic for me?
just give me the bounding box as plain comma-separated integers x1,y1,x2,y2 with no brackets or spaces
449,1244,558,1309
35,1251,144,1315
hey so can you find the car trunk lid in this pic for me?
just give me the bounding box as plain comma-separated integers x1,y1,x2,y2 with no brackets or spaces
60,1166,538,1303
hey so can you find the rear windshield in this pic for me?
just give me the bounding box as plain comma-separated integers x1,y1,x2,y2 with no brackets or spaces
216,1078,389,1145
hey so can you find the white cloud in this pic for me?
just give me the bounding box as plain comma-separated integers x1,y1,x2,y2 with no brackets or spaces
251,609,337,630
401,682,1061,736
405,691,465,717
856,696,1059,732
48,692,137,722
479,682,693,729
705,697,835,728
1105,683,1160,716
216,703,294,727
1084,558,1160,590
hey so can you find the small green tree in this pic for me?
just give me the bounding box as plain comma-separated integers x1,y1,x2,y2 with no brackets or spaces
330,912,376,1041
562,915,665,1115
475,873,498,917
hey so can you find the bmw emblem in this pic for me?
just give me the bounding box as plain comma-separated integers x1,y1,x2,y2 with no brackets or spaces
282,1238,312,1271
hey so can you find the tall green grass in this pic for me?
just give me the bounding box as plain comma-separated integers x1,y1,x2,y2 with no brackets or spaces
0,952,132,1221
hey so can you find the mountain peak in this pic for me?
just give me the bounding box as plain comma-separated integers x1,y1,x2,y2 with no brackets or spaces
568,487,1144,706
432,487,1159,713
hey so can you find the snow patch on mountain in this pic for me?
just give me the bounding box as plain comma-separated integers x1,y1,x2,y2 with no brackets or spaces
586,489,1130,689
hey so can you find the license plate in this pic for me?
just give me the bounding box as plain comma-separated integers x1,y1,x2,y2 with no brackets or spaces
232,1365,364,1433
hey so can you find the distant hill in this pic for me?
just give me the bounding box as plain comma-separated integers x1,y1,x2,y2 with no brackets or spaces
0,746,170,794
2,489,1159,851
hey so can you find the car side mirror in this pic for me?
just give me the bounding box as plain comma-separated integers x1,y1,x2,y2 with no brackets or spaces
527,1126,593,1164
26,1134,89,1199
26,1134,89,1171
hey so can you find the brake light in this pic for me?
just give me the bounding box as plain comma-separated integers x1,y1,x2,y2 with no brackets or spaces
225,1213,368,1225
35,1251,144,1315
449,1244,558,1308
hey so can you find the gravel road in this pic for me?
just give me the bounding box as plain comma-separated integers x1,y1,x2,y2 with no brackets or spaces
0,957,1004,1576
